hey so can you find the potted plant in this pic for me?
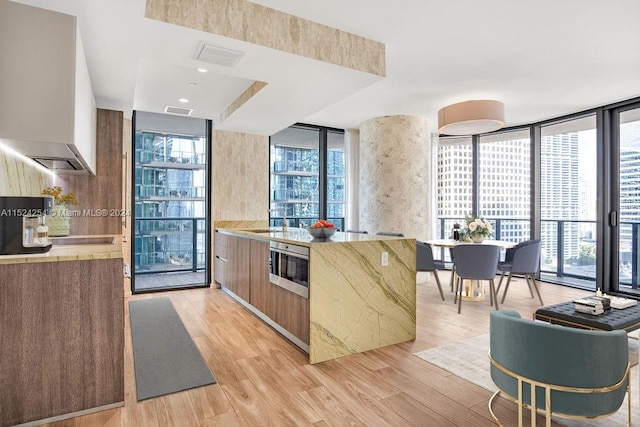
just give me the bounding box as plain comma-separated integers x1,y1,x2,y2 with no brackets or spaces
41,186,79,236
463,215,493,243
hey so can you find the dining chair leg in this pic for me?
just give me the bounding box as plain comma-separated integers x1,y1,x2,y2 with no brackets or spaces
496,271,506,294
489,280,493,306
524,274,534,298
527,274,544,305
449,264,456,292
490,279,499,310
433,270,445,301
457,278,463,314
454,277,459,304
500,273,514,304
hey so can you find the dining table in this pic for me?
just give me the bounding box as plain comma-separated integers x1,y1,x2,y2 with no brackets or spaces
424,238,517,302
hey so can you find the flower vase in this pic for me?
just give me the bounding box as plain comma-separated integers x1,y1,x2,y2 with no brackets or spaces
48,204,71,236
470,233,484,243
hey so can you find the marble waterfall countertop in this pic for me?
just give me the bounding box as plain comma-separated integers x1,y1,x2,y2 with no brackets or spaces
216,227,407,246
0,234,123,265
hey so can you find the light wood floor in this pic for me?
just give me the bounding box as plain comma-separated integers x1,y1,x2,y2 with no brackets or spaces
45,273,592,426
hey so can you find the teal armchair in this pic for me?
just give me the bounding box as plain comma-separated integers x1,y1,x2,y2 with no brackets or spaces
489,310,630,426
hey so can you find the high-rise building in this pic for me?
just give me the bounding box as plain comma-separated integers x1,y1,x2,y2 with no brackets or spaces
269,126,345,229
540,132,580,262
436,134,531,241
437,138,472,234
134,131,206,272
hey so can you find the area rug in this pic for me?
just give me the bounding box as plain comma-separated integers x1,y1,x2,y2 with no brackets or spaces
414,334,638,426
129,297,216,400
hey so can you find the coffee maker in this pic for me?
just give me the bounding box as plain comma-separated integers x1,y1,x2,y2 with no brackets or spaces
0,196,54,255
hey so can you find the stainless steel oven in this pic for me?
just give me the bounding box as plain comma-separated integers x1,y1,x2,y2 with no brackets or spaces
269,241,309,298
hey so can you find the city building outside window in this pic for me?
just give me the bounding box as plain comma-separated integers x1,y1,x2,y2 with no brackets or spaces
270,124,345,230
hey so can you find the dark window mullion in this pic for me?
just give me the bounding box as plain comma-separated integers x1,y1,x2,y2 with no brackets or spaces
319,128,328,219
471,134,480,215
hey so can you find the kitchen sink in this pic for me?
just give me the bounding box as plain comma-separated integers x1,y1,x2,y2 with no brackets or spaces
50,236,116,245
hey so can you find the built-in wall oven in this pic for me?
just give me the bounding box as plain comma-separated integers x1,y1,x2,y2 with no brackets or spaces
269,241,309,298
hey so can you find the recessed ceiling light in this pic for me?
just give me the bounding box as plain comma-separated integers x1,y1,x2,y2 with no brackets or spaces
189,82,197,87
197,67,208,73
178,98,189,103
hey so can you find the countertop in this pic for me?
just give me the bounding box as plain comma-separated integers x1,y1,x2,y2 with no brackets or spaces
0,234,124,265
216,227,411,247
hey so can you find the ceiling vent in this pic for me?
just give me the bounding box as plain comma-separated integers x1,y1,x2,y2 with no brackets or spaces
164,105,194,116
194,42,245,67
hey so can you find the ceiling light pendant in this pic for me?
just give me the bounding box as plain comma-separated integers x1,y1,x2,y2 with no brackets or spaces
438,100,505,136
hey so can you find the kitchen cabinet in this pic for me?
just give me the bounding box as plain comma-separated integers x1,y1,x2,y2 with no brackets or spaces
225,234,251,301
269,280,310,345
0,1,96,173
249,239,270,314
214,231,228,286
0,257,124,426
249,239,309,344
219,231,310,347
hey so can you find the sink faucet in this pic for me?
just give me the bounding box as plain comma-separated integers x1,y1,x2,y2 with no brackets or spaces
268,208,288,231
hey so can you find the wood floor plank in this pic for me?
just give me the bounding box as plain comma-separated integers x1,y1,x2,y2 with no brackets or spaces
374,365,497,426
297,386,366,426
199,411,244,426
186,384,233,421
220,379,286,426
192,335,249,385
120,400,159,427
380,391,458,427
300,367,410,426
153,391,200,426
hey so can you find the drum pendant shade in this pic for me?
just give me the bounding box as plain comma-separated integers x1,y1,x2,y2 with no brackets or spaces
438,100,505,135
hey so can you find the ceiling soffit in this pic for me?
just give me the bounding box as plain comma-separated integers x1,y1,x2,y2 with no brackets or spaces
144,0,386,134
145,0,385,77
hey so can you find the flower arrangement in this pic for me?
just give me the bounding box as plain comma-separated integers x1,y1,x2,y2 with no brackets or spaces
463,214,493,239
41,186,79,205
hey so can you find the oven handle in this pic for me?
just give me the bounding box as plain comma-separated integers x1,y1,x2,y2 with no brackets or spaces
269,242,309,260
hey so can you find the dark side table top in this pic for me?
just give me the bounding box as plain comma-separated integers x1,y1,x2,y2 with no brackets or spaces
535,301,640,332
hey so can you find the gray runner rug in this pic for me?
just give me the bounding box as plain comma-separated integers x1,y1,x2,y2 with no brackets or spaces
129,297,216,400
414,333,638,427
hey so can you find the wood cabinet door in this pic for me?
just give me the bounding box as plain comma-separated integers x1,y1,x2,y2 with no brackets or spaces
249,239,271,314
214,231,228,286
271,285,310,345
226,235,251,301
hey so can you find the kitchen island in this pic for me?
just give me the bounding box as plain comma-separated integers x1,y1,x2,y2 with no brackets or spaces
0,235,124,427
215,228,416,364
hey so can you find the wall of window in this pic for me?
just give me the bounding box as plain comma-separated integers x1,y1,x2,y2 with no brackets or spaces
436,96,640,296
269,124,345,229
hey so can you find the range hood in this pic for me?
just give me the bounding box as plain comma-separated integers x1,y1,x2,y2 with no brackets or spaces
0,137,91,173
0,1,96,175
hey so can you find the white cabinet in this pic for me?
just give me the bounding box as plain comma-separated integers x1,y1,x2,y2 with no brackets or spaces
0,0,96,174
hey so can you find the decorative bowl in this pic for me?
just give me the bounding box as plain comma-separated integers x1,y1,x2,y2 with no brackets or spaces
307,226,336,239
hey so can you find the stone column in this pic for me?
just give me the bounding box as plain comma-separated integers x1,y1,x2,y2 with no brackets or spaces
359,115,432,241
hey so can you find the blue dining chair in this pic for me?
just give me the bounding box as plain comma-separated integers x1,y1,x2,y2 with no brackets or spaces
451,244,501,314
496,239,543,305
416,241,445,301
